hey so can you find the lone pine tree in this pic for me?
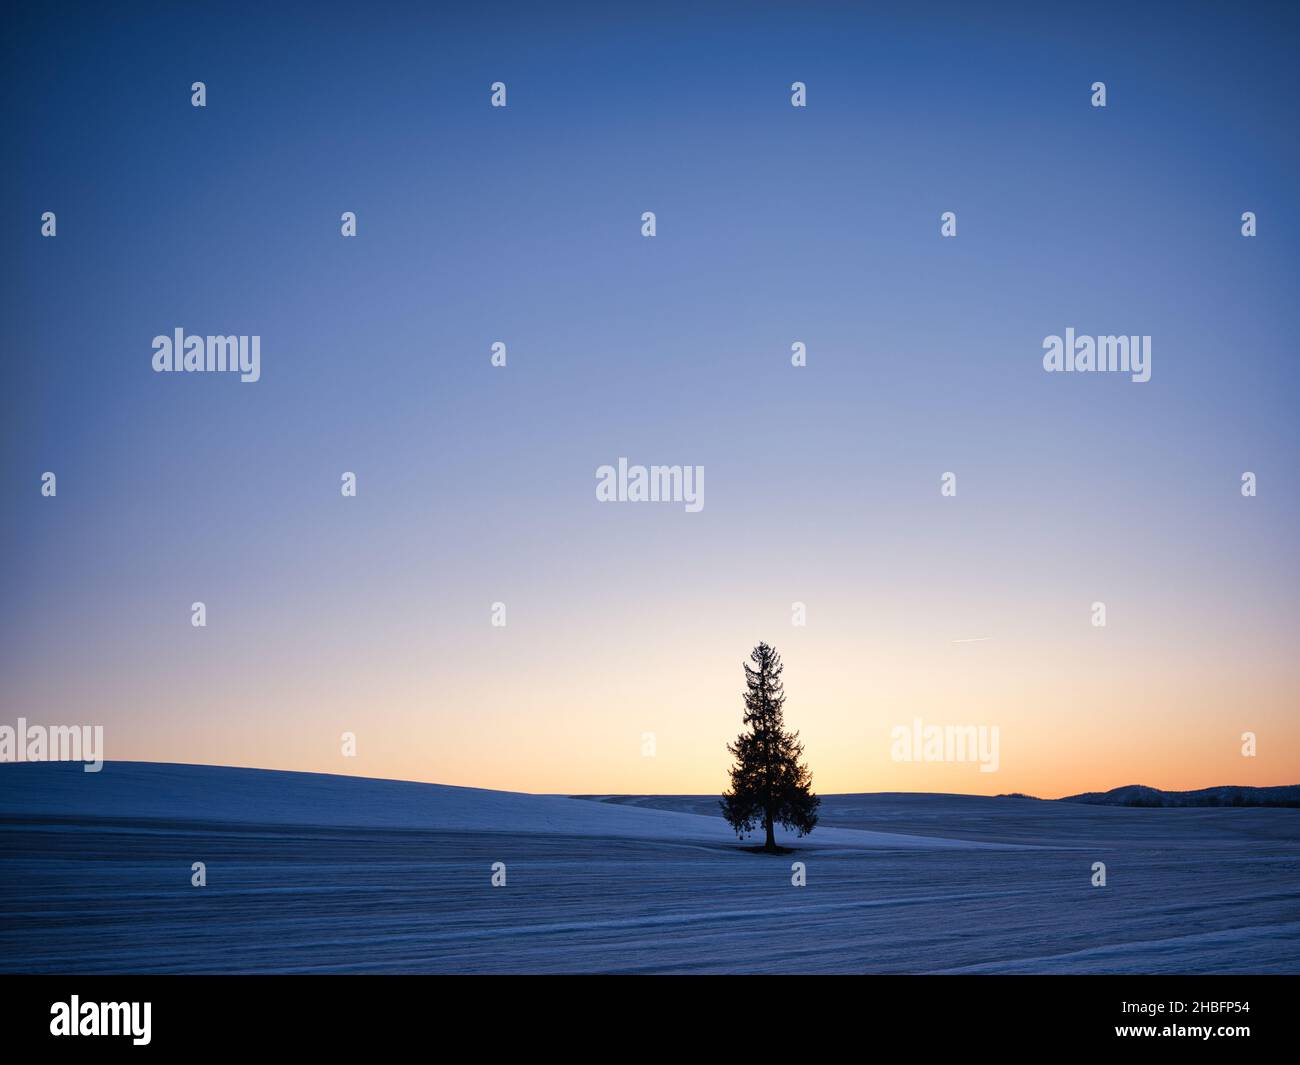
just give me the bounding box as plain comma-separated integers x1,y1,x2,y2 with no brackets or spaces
721,642,820,852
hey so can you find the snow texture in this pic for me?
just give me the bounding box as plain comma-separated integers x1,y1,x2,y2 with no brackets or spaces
2,762,1297,973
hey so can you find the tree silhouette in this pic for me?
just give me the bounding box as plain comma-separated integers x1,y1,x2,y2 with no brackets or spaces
721,642,819,851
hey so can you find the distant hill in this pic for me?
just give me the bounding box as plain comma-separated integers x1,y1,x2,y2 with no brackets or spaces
1062,784,1300,808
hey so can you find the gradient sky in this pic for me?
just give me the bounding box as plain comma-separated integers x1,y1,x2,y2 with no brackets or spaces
3,1,1298,798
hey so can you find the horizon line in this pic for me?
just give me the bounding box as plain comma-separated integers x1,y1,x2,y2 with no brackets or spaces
3,758,1295,802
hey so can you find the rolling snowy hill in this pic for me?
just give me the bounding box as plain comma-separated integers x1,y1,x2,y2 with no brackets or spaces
2,762,1297,974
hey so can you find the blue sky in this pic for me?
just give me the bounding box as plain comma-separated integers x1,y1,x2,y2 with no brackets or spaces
3,1,1298,794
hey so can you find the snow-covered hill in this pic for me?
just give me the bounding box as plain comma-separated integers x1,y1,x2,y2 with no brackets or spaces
2,762,1297,974
1062,783,1300,807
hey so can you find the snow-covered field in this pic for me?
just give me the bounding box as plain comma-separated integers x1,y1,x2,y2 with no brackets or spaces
2,762,1297,973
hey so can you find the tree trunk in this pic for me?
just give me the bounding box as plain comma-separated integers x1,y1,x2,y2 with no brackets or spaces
764,811,776,851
